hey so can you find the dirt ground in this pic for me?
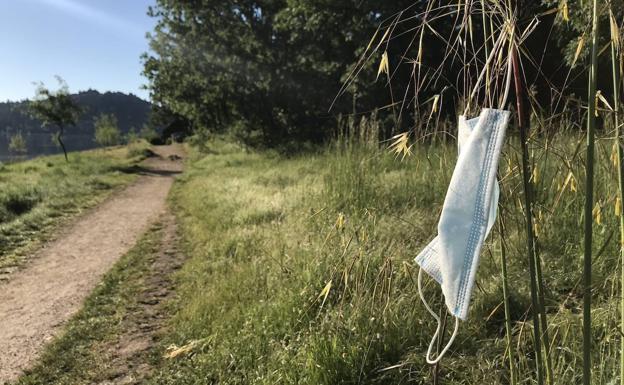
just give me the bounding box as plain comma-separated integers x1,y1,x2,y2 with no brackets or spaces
0,145,184,383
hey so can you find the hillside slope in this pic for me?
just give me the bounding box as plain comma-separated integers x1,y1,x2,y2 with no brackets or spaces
0,90,151,159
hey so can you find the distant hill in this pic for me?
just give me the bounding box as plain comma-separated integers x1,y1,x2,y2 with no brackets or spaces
0,90,151,160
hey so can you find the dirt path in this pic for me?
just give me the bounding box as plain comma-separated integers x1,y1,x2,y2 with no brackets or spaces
98,214,183,385
0,145,184,383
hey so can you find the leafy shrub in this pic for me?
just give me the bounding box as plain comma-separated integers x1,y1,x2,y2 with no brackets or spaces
94,113,121,147
9,132,27,154
140,124,161,144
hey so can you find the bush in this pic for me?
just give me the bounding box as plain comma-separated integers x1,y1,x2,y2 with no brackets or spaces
8,132,27,155
125,127,139,144
139,124,161,144
94,114,121,147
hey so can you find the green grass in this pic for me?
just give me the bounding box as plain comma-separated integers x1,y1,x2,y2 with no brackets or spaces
0,143,148,271
15,132,624,384
16,221,168,385
139,133,623,384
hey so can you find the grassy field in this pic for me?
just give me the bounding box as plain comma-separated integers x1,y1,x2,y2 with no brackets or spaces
0,142,149,272
136,132,621,384
16,132,624,384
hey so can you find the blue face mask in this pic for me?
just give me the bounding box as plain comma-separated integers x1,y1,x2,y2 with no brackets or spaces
415,108,510,363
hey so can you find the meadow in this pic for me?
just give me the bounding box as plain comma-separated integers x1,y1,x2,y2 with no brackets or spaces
8,127,624,384
1,1,618,383
142,129,622,384
130,1,622,382
0,142,149,273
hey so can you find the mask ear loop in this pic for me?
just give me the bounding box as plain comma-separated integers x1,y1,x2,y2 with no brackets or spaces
418,268,460,365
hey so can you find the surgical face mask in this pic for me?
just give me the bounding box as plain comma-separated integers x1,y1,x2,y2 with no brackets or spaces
415,108,510,363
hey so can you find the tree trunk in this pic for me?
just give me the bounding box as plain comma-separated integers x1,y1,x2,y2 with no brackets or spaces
57,126,68,162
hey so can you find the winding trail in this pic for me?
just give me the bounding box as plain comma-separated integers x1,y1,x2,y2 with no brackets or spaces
0,145,184,383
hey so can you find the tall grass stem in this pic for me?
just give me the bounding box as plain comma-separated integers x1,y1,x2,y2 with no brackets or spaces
499,216,517,385
481,0,491,102
583,1,600,384
609,7,623,385
512,44,544,385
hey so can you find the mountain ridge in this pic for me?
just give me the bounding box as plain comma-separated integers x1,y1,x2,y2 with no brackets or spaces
0,89,151,134
0,90,151,159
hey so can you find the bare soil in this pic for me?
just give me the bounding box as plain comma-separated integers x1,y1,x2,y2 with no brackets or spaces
0,145,184,383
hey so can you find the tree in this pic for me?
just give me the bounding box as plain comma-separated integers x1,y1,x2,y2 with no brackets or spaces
143,1,608,146
28,77,82,161
8,132,27,155
142,0,426,145
93,113,121,147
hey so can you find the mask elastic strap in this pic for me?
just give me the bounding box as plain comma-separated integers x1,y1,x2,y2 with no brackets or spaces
417,268,460,365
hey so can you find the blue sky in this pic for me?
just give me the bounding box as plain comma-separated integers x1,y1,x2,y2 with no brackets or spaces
0,0,156,102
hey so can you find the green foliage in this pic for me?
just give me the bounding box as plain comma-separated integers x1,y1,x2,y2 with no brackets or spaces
542,0,623,66
143,2,613,146
29,77,81,128
8,132,27,155
126,127,139,144
28,77,82,161
143,0,421,144
93,113,121,147
139,124,159,144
